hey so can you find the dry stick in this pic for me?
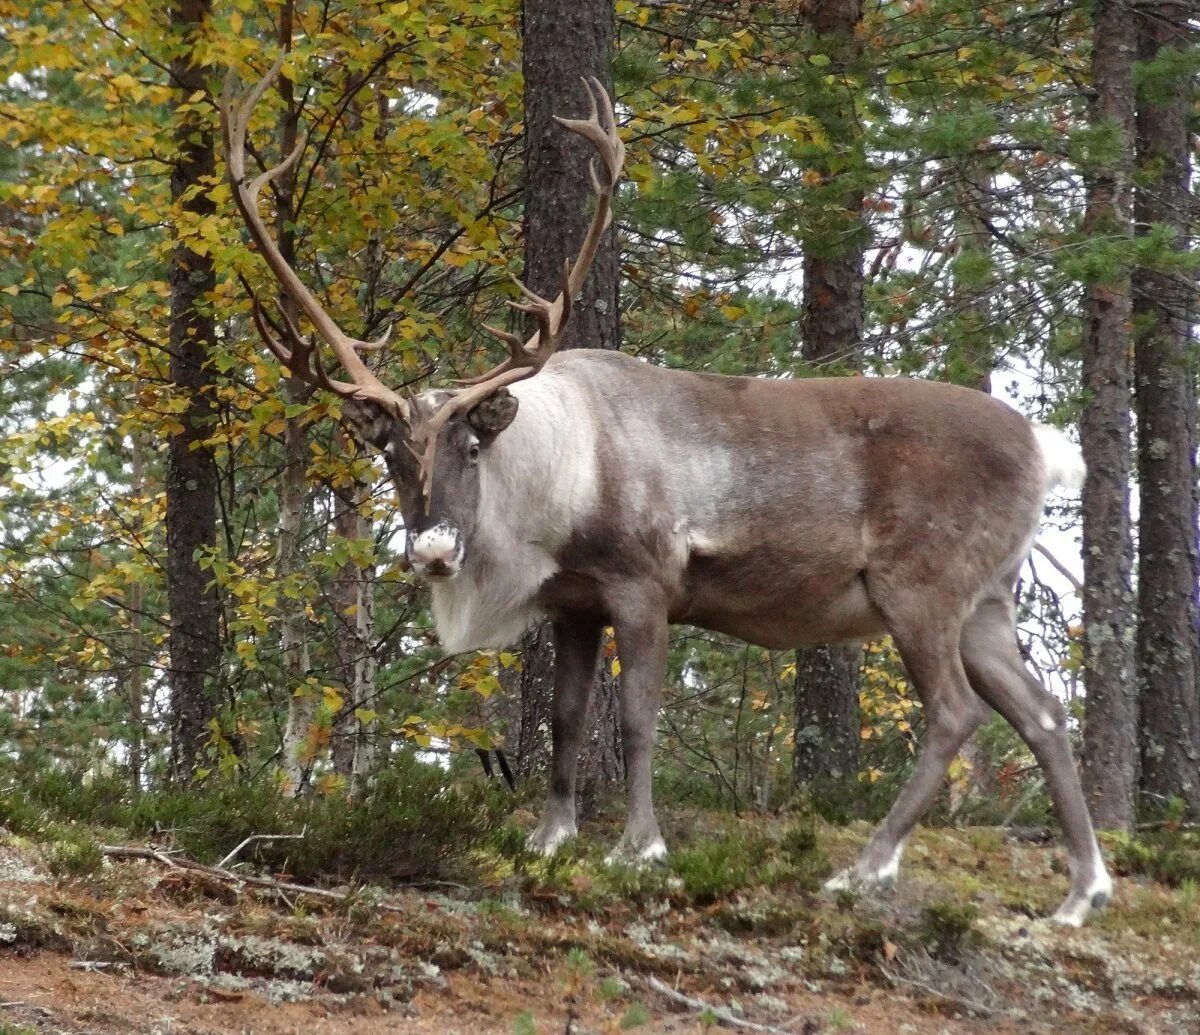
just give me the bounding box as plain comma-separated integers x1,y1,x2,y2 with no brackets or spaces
99,844,410,915
642,975,796,1035
217,827,307,869
880,967,1001,1019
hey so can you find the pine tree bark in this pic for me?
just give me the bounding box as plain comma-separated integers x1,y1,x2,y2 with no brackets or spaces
166,0,222,781
792,0,866,793
1133,1,1200,815
1078,0,1138,831
945,175,1001,810
504,0,624,802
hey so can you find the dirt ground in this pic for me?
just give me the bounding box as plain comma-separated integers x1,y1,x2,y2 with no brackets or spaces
2,818,1198,1034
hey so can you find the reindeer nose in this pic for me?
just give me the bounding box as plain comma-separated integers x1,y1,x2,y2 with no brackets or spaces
408,523,462,576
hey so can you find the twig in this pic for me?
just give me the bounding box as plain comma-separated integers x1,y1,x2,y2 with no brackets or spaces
643,975,795,1034
1032,541,1082,593
881,967,1001,1018
1136,819,1200,832
217,827,307,869
99,844,411,915
1000,776,1047,828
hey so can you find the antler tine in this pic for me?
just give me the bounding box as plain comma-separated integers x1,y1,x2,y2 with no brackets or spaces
506,278,559,356
553,77,625,190
408,80,624,502
455,354,514,386
222,56,409,421
250,297,304,370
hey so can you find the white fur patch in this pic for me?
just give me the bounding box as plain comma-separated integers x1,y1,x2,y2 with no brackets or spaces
825,841,905,892
1032,423,1086,495
1039,710,1058,733
424,369,601,654
528,819,577,856
1051,849,1113,926
604,836,668,866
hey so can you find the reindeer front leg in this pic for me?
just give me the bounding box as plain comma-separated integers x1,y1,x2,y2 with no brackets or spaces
607,589,669,864
527,619,604,856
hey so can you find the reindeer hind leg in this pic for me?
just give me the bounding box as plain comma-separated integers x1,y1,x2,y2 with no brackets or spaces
827,582,989,891
960,592,1112,925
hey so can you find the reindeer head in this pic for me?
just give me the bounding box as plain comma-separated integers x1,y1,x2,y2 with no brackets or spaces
221,64,623,579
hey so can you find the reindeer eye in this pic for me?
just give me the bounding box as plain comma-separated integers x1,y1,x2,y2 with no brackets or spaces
467,442,481,463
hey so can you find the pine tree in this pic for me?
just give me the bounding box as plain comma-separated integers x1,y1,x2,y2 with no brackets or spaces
1078,0,1138,831
166,0,223,780
1133,1,1200,816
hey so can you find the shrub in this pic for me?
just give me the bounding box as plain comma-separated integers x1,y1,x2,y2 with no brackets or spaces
2,754,507,884
1110,829,1200,888
670,831,769,904
917,901,979,960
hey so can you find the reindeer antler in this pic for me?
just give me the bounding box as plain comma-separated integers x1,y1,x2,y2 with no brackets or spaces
407,76,625,498
223,63,623,503
221,56,408,421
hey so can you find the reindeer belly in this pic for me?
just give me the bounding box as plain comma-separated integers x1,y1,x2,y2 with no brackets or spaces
675,549,886,650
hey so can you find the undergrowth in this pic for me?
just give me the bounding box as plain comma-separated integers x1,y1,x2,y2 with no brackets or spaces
0,754,507,883
1109,827,1200,887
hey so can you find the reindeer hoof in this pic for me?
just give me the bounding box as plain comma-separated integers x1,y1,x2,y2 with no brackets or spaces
527,820,577,857
604,836,668,867
824,867,896,895
1050,873,1113,927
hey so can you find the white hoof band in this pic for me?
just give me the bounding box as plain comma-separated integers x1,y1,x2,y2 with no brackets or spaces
527,823,577,857
1051,870,1113,927
605,836,668,867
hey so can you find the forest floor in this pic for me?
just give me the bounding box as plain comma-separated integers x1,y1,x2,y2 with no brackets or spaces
1,809,1198,1035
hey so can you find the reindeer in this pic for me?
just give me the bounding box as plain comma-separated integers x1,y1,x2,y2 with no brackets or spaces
222,64,1113,926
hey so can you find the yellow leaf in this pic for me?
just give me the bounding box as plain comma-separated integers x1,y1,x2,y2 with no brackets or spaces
611,657,621,677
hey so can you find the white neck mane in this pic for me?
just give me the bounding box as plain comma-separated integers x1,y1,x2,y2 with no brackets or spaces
429,371,599,653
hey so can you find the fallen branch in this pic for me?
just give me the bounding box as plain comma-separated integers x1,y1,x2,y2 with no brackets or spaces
217,827,307,869
99,844,411,915
881,966,1001,1019
643,975,796,1034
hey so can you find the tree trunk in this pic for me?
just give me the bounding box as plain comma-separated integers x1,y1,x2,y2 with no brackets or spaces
792,0,866,793
945,173,1000,810
1078,0,1138,832
272,8,319,795
793,647,861,791
1133,1,1200,815
506,0,622,804
166,0,222,781
330,480,378,792
276,377,314,793
127,435,147,792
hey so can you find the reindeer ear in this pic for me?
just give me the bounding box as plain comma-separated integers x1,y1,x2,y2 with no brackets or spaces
467,389,519,440
340,398,395,451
